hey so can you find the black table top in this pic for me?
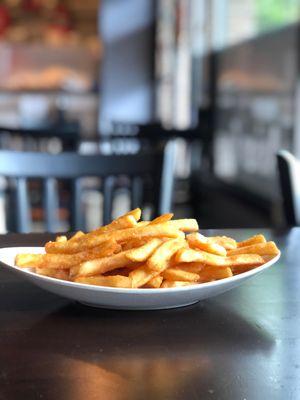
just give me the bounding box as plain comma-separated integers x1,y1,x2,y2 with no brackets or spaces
0,229,299,400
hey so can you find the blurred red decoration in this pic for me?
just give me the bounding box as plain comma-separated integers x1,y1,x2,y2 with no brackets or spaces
49,4,72,33
0,5,10,36
22,0,42,12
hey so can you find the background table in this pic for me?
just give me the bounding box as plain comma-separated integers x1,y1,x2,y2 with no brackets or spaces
0,229,299,400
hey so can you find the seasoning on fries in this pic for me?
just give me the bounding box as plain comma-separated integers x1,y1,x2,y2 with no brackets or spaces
15,208,280,289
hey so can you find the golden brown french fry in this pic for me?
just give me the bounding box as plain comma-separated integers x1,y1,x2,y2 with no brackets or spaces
15,253,44,268
78,250,135,276
16,240,121,269
161,280,193,288
231,264,259,274
171,262,204,274
129,264,155,288
128,239,186,288
237,234,266,248
149,213,174,225
227,241,279,257
124,208,142,221
137,221,149,227
147,238,186,273
90,214,137,236
168,219,199,232
163,268,199,282
207,236,237,250
74,275,132,288
262,255,275,263
69,231,85,241
36,267,70,280
104,265,139,276
71,262,138,280
55,236,67,243
90,208,140,234
69,265,81,278
76,209,140,241
62,215,138,249
121,238,147,250
126,238,162,262
187,233,227,256
143,275,163,288
45,224,184,254
198,266,232,282
175,248,264,267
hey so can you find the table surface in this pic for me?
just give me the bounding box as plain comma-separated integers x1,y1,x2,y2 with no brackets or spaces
0,229,299,400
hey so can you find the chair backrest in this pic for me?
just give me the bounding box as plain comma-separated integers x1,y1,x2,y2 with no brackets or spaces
0,125,79,152
0,147,175,232
277,150,300,226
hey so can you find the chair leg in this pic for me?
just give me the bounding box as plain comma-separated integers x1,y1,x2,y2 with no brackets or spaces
159,141,176,214
71,179,84,231
16,178,31,233
103,176,114,225
44,178,59,233
131,176,143,210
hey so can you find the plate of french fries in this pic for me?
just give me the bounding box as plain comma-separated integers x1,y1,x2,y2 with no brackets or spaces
0,209,280,309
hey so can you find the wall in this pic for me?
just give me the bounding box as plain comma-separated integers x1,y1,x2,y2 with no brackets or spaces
99,0,155,133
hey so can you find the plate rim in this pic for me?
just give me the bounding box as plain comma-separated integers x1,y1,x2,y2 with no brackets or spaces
0,246,281,294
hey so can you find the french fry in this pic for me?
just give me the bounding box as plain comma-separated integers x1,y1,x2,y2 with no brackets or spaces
231,264,260,274
129,264,155,288
137,221,149,227
49,215,138,258
124,208,142,221
90,214,137,236
126,238,162,262
207,236,237,250
171,262,204,274
227,241,279,257
237,234,266,248
161,280,193,288
129,239,187,287
149,213,174,225
73,261,138,280
262,255,275,263
143,275,163,288
175,248,264,268
69,265,81,279
103,265,139,276
71,210,142,251
198,266,232,282
74,275,132,288
187,233,227,256
69,231,85,241
15,253,44,268
121,238,147,250
16,240,121,269
56,236,67,243
168,219,199,232
147,238,186,273
74,209,141,242
36,267,70,280
163,268,199,282
77,250,136,276
45,224,184,254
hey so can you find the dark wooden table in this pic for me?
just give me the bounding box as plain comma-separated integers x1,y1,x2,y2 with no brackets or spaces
0,229,299,400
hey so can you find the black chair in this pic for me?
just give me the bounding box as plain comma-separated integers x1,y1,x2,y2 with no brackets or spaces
277,150,300,226
0,125,79,152
0,148,175,233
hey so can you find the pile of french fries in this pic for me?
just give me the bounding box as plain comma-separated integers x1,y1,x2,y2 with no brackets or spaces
15,208,280,289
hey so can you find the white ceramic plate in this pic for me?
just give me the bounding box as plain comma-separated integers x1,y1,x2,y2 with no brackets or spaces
0,247,280,310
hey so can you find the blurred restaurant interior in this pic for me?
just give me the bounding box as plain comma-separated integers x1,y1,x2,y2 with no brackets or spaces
0,0,299,232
